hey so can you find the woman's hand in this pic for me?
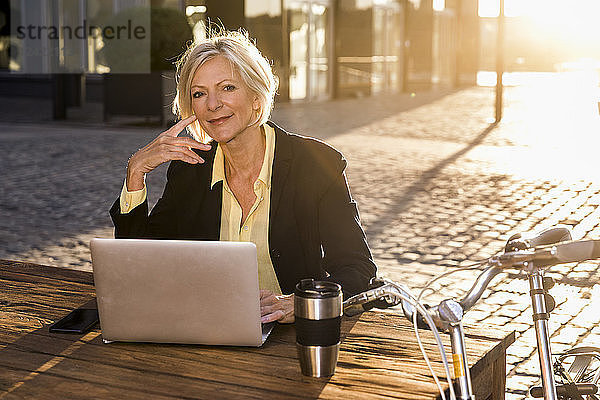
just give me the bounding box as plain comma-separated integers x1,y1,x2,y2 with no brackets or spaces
126,115,212,191
260,290,294,324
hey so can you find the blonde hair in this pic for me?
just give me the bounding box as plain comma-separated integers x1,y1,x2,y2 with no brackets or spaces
173,30,278,142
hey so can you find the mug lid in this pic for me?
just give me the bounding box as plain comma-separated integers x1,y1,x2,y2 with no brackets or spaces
295,279,341,298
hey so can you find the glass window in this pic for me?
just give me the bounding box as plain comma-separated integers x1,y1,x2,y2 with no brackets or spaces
287,0,331,101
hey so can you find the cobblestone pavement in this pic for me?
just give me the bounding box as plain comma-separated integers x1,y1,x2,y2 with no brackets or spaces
2,70,600,398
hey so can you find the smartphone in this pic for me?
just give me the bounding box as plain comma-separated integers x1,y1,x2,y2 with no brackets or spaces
49,309,99,334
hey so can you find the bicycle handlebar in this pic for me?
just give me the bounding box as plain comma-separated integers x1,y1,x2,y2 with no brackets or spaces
457,225,571,309
459,265,504,312
343,235,600,327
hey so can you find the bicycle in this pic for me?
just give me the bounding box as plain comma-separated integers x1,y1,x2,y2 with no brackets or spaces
343,226,600,399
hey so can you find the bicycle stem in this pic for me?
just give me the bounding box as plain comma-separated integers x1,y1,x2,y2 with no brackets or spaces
448,322,474,400
458,262,559,399
403,297,476,399
433,299,475,399
528,263,558,400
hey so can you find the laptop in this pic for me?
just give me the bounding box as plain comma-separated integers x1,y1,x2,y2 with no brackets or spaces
90,238,275,346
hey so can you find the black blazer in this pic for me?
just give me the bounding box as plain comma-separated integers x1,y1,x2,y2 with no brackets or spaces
110,122,377,297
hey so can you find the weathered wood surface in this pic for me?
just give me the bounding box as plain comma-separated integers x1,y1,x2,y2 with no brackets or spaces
0,260,514,399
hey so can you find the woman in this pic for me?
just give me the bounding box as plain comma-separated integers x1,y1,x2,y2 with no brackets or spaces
110,30,376,324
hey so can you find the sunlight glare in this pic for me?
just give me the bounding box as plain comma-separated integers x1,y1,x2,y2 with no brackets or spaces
478,0,499,18
473,67,600,182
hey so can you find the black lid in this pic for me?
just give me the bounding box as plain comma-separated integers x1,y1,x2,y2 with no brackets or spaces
294,279,341,299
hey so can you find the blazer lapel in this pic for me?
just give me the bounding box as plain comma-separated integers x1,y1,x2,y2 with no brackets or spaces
199,180,222,240
269,123,293,233
178,145,221,240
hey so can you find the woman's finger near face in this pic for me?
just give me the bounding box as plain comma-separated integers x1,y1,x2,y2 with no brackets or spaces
175,147,204,163
166,150,197,164
164,115,197,137
172,137,211,150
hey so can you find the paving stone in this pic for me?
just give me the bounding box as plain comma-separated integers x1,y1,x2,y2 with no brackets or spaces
505,392,529,400
462,310,489,323
570,307,600,329
516,356,547,376
577,333,600,346
497,308,523,319
550,342,576,354
553,326,589,344
506,373,540,393
551,312,574,326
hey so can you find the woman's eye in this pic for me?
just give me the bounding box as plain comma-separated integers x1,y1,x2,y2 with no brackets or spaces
224,84,236,91
192,91,205,98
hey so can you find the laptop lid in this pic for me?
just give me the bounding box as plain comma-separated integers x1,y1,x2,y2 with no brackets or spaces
90,238,269,346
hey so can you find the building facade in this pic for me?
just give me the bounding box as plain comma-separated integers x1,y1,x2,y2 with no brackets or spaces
0,0,479,120
199,0,479,100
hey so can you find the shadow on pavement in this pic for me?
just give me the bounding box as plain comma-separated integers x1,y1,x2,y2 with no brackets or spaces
364,122,500,242
271,89,456,140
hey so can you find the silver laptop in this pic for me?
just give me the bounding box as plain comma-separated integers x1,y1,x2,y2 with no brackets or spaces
90,238,274,346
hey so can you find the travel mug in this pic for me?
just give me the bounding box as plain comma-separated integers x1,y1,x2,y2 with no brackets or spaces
294,279,343,377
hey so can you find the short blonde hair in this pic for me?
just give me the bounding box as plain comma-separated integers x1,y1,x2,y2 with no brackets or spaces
173,30,278,142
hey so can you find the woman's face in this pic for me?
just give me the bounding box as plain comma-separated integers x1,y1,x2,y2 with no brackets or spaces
190,55,260,144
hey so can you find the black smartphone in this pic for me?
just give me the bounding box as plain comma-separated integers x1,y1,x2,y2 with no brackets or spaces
49,309,99,334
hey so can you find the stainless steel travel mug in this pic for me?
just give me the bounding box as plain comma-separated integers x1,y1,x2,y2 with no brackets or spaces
294,279,343,377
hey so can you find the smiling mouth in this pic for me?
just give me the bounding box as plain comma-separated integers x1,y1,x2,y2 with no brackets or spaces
208,115,233,125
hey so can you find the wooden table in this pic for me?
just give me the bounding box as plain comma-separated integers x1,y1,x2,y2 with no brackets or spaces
0,260,515,399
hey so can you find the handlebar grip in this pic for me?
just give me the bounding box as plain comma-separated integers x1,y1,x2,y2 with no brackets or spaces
495,239,600,269
362,298,396,311
343,304,366,317
529,383,598,398
505,225,572,252
537,239,600,267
